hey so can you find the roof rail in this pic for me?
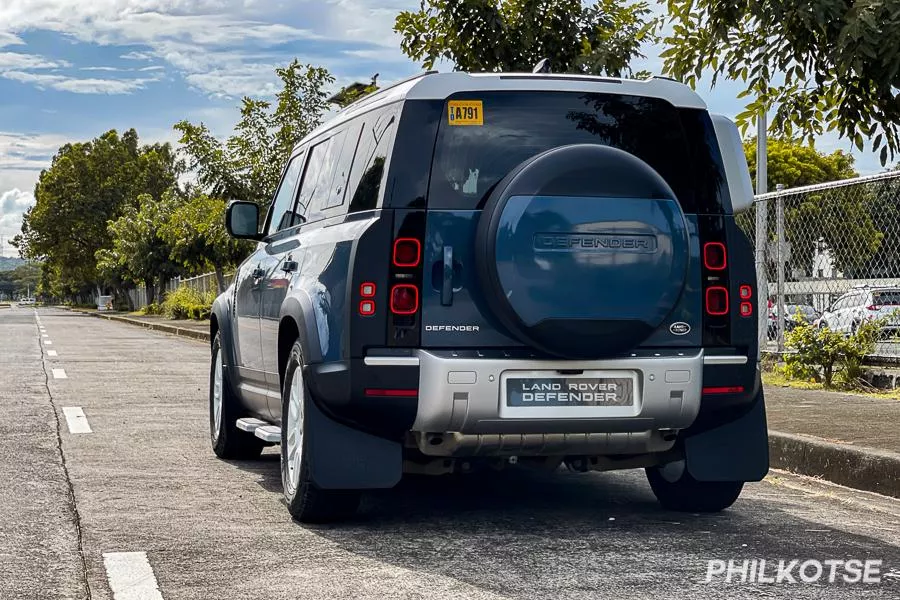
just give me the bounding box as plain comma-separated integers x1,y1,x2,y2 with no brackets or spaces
337,70,438,114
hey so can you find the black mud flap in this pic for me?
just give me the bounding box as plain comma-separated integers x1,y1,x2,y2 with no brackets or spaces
684,389,769,482
306,395,402,490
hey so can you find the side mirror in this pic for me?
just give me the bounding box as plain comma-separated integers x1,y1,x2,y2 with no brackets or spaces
225,201,262,241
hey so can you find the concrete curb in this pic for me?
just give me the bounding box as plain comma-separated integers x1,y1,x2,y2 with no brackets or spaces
66,308,210,342
768,431,900,499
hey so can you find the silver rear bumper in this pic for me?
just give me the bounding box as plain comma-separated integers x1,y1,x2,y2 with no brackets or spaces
411,349,705,437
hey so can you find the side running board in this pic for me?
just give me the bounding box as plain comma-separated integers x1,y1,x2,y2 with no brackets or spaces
236,418,282,443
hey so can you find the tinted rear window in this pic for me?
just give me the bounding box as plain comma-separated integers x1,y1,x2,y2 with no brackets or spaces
428,91,727,213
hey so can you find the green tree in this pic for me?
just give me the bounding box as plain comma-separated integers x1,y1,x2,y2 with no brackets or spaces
0,263,40,300
159,189,248,292
741,137,880,277
744,137,856,191
13,130,180,299
175,60,333,204
662,1,900,165
95,193,182,306
395,0,659,76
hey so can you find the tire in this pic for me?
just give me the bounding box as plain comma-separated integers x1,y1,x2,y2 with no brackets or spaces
281,340,360,523
210,332,264,460
646,464,743,513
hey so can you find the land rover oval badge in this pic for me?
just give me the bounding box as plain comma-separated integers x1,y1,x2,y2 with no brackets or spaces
670,322,691,336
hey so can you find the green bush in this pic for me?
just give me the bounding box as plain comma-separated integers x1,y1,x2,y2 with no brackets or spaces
161,286,215,321
783,319,883,387
140,302,163,315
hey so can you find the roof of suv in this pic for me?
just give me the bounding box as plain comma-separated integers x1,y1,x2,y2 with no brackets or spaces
297,71,707,151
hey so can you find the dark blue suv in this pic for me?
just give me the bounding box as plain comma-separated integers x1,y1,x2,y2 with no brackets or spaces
210,71,768,522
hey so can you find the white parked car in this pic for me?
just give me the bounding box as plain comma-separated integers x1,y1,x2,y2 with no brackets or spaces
18,297,35,306
818,287,900,335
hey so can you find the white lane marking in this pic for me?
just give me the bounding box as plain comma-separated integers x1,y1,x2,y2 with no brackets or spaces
47,350,58,357
62,407,92,434
52,368,67,379
42,334,49,338
103,552,164,600
43,340,52,345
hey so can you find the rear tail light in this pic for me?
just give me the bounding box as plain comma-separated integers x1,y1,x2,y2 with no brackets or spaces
360,282,376,297
390,284,419,315
705,286,729,316
392,238,421,267
740,302,753,317
359,300,375,316
739,285,752,300
703,242,727,270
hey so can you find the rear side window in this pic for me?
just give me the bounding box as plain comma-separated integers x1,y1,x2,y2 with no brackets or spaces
428,91,726,213
874,291,900,305
348,107,397,213
326,122,362,209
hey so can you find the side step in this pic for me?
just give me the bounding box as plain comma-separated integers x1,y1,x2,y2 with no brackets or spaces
236,418,282,444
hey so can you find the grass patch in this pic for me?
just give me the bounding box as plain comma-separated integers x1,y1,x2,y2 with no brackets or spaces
763,370,900,401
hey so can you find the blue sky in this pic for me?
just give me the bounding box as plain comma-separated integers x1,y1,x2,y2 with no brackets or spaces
0,0,888,257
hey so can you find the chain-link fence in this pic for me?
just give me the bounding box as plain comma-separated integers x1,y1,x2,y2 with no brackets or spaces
738,170,900,359
127,272,233,311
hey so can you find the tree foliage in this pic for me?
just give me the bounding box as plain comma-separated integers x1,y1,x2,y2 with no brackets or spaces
742,137,880,278
159,189,249,292
662,0,900,165
13,130,180,297
0,263,40,299
744,137,856,191
95,193,182,305
395,0,659,76
175,60,333,204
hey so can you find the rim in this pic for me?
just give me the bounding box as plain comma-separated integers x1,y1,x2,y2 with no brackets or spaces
212,348,223,441
285,364,304,495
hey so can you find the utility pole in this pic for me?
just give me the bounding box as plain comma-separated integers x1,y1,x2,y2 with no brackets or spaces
754,109,768,354
775,183,786,352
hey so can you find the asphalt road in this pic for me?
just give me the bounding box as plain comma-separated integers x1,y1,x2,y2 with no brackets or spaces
3,306,900,600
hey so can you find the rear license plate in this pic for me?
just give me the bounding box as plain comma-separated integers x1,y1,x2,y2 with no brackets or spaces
506,375,635,407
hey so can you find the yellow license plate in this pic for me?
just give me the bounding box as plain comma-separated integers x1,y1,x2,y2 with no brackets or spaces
448,100,483,126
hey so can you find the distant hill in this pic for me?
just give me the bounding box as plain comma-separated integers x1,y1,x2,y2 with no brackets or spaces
0,256,26,272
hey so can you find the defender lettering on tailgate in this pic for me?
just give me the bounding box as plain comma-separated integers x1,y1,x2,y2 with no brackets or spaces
533,232,658,253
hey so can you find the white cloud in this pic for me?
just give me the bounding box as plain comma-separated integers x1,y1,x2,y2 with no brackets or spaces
0,131,68,171
80,65,126,72
2,70,155,93
120,51,153,61
0,32,24,48
0,51,69,70
0,188,35,255
0,0,416,98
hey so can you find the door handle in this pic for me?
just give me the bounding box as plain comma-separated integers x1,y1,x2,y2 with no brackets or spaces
441,245,454,306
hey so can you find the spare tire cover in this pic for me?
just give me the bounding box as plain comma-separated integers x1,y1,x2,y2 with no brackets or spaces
474,144,689,359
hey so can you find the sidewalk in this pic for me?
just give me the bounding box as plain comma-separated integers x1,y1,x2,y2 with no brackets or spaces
766,384,900,497
68,308,210,341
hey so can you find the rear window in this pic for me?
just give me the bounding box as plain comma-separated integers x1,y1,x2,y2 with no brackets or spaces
428,91,727,213
874,291,900,305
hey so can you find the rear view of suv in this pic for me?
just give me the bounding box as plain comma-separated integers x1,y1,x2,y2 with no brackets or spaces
211,71,768,522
